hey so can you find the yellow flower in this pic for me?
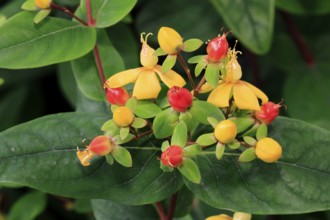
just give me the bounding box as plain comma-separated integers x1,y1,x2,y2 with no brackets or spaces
105,33,185,100
207,50,268,110
158,27,183,55
206,214,233,220
35,0,51,9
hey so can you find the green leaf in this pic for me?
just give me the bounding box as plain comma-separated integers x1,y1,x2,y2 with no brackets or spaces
227,141,240,150
120,127,130,140
155,47,167,56
236,117,255,134
73,199,92,213
215,143,225,160
34,9,50,24
101,119,119,136
183,39,204,52
0,12,96,69
189,100,224,124
243,136,257,146
276,0,330,15
238,147,256,163
0,78,4,86
162,55,177,73
105,154,114,165
183,144,202,158
207,117,219,128
0,113,182,205
112,146,133,167
171,121,188,147
178,158,201,184
205,64,219,88
185,117,330,214
80,0,137,28
135,101,161,119
161,141,170,151
196,133,217,146
91,199,158,220
256,124,268,140
21,0,37,11
153,108,179,139
188,55,205,64
194,58,208,77
57,62,78,109
7,191,46,220
210,0,275,54
131,118,147,129
71,29,124,101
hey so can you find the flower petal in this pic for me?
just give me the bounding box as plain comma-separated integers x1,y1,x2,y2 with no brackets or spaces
154,65,186,88
207,82,232,107
233,81,260,110
105,68,141,88
243,81,269,104
133,69,161,99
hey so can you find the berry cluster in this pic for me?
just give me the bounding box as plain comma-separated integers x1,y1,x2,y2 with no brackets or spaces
76,27,284,184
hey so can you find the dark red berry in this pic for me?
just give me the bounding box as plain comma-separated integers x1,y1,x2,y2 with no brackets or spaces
168,86,193,112
106,87,130,106
161,145,183,167
206,34,229,63
255,102,282,125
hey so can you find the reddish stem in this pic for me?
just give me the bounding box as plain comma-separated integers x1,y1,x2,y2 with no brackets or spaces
166,193,177,220
177,53,196,89
280,11,315,67
93,45,107,89
50,3,88,26
154,202,167,220
193,75,206,96
86,0,95,26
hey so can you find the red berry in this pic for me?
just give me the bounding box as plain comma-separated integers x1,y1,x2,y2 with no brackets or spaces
168,86,193,112
106,87,130,106
161,145,183,167
255,102,282,125
206,34,229,63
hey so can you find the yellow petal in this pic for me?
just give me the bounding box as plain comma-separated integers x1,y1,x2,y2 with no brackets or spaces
76,149,95,166
105,68,141,88
207,82,232,107
243,81,269,104
154,65,185,88
233,81,260,110
132,69,161,99
158,27,183,54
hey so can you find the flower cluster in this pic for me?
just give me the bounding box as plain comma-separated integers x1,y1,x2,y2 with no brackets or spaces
76,27,284,184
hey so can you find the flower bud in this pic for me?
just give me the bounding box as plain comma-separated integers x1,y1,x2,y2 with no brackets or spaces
161,145,183,167
225,51,242,82
255,101,281,125
106,87,130,106
35,0,51,9
255,137,282,163
206,214,233,220
140,33,158,68
168,86,193,112
206,34,229,63
214,120,237,144
88,135,113,156
113,106,134,127
158,27,183,55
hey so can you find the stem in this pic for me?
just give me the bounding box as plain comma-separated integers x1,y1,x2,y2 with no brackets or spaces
51,3,88,26
125,146,160,151
280,11,315,67
177,53,195,89
193,75,206,96
93,45,107,88
131,129,153,141
239,141,252,148
167,193,177,220
201,151,240,156
154,202,167,220
86,0,95,26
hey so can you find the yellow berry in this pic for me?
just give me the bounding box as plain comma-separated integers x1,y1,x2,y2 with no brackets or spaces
233,212,252,220
206,214,233,220
113,106,134,127
35,0,51,9
214,120,237,143
158,27,183,55
255,137,282,163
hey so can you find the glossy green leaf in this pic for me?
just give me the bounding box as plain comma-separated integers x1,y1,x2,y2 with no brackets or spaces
162,55,177,73
0,12,96,69
112,145,132,167
7,191,46,220
210,0,275,54
57,62,78,109
91,199,158,220
171,121,187,147
153,108,179,139
131,118,147,129
71,29,124,101
183,39,204,52
178,158,201,184
79,0,137,28
205,64,219,88
215,143,225,160
276,0,330,15
135,101,161,119
189,100,224,124
256,124,268,140
0,113,182,205
185,117,330,214
73,199,92,213
196,133,217,147
238,147,256,163
183,144,202,158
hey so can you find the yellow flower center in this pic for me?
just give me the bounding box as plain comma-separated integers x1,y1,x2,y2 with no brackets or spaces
158,27,183,55
35,0,51,9
140,33,158,68
255,137,282,163
214,120,237,144
113,106,134,127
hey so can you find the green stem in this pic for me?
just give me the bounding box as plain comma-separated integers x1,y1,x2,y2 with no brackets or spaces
201,151,240,156
177,53,195,89
125,146,160,151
